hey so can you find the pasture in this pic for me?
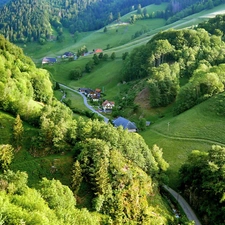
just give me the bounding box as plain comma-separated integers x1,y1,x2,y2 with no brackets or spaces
141,93,225,188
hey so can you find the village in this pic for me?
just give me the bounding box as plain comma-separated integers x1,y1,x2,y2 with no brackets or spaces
42,49,147,132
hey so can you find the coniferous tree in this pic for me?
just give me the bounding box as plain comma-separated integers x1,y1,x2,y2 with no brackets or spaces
13,114,24,149
0,144,14,170
71,160,83,194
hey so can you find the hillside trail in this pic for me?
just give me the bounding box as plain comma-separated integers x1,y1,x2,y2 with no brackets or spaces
151,129,225,147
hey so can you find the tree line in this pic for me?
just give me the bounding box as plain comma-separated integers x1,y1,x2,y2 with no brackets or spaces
179,145,225,225
1,0,223,44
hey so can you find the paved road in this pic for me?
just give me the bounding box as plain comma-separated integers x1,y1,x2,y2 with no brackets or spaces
163,185,202,225
59,83,109,123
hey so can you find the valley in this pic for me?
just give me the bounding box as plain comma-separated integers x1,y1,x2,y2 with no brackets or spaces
1,0,225,224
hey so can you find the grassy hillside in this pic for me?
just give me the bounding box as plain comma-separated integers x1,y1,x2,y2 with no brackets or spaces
19,3,225,62
141,92,225,188
19,3,168,61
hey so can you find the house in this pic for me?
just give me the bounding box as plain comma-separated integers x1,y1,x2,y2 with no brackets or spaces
78,88,93,95
94,48,103,54
88,90,101,101
102,100,115,111
42,57,57,64
112,117,137,132
62,52,74,58
78,88,101,101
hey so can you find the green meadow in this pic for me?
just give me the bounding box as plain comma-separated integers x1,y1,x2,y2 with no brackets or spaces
141,93,225,188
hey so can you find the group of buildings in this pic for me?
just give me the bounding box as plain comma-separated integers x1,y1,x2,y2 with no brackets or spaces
42,50,140,132
78,88,115,112
42,49,103,65
78,87,138,132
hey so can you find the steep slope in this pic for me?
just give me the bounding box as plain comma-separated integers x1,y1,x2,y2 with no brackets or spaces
0,0,169,43
0,34,53,123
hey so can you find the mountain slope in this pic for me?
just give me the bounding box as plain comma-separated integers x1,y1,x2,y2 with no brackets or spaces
0,0,169,43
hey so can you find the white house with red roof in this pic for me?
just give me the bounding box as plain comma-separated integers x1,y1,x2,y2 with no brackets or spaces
102,100,115,112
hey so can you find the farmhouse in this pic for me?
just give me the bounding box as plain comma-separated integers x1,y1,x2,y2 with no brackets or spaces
42,57,57,64
102,100,115,112
78,88,101,101
88,90,101,101
78,88,93,95
62,51,74,58
94,48,103,54
113,117,137,132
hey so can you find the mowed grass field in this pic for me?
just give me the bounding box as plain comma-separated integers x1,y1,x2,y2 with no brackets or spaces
141,93,225,188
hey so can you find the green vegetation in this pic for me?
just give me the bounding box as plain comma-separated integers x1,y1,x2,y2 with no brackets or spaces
2,1,225,224
179,145,225,225
0,35,178,224
141,93,225,187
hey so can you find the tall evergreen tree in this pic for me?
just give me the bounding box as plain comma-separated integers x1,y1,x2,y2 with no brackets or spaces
13,114,24,149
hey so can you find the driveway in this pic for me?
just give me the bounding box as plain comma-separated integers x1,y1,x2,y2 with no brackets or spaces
59,83,109,123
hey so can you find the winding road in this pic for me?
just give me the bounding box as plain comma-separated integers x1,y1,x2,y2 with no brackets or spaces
163,185,202,225
59,83,109,123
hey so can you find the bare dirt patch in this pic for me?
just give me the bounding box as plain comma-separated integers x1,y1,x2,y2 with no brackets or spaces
134,87,150,110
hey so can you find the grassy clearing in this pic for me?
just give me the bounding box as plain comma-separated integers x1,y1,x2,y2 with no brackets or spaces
152,94,225,144
63,89,87,111
141,128,212,188
0,111,14,145
11,149,74,187
120,3,168,22
48,58,124,102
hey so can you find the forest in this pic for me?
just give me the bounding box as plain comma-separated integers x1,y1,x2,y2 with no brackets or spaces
0,0,167,43
0,0,223,44
1,1,225,224
122,15,225,114
179,145,225,225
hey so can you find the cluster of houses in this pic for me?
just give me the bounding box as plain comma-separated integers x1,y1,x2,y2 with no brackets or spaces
42,48,103,65
78,87,140,132
78,88,115,112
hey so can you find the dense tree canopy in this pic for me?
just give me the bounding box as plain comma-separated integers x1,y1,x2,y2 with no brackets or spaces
0,0,170,43
0,170,100,225
179,145,225,225
122,26,225,111
0,35,53,123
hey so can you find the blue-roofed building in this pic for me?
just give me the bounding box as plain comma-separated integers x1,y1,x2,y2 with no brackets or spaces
113,117,137,132
42,57,57,64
